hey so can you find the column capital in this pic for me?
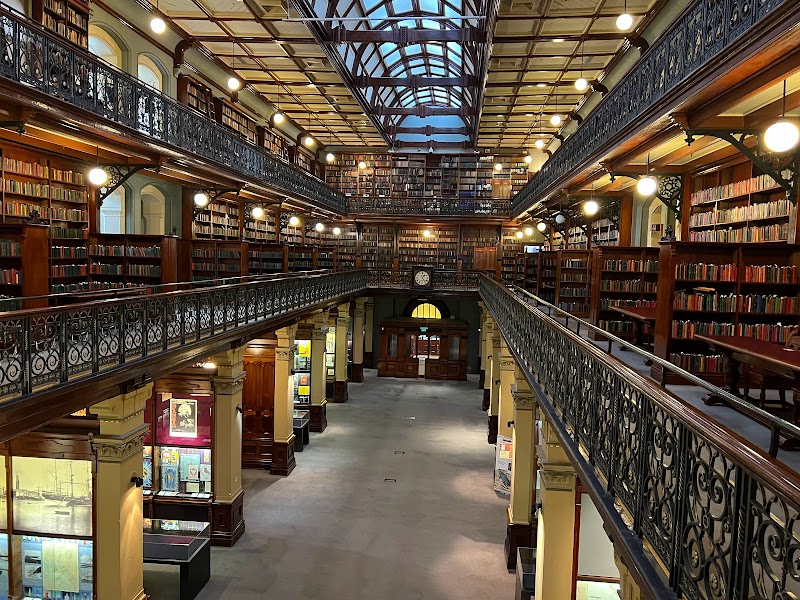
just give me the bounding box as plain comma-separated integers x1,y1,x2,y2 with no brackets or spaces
92,425,148,464
275,346,295,362
90,383,152,422
336,302,350,314
366,297,374,307
214,371,247,396
491,337,501,349
512,387,535,411
353,308,365,319
276,323,298,343
337,315,351,327
214,345,246,370
355,297,368,308
312,328,328,341
539,466,576,491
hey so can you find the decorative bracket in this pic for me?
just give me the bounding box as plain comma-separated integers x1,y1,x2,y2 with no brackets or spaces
98,165,159,205
193,188,240,218
685,128,798,201
609,172,684,220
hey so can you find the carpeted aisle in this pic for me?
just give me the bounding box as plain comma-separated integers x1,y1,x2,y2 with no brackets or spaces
145,369,515,600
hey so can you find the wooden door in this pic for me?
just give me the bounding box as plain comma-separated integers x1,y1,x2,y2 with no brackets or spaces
242,355,275,468
473,247,498,270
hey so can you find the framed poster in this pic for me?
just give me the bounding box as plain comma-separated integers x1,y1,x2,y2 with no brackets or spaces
179,453,201,482
169,398,198,439
494,436,513,496
161,466,179,492
42,539,79,593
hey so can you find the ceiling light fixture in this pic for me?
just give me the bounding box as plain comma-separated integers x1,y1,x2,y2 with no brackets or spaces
273,111,285,124
494,162,503,171
289,215,300,227
524,226,534,236
537,221,547,232
193,191,209,208
553,38,564,43
536,83,546,88
202,360,217,370
515,230,524,238
637,152,658,196
550,114,562,126
423,229,431,238
524,154,533,164
583,199,599,216
150,0,166,33
358,160,367,169
227,39,240,91
575,40,588,91
326,152,336,163
87,147,107,186
303,135,314,147
333,226,342,236
764,80,800,153
555,213,566,225
315,222,325,232
616,0,633,31
535,138,545,149
251,205,264,219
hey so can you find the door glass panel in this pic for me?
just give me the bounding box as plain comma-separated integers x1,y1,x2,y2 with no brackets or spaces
409,334,418,358
429,335,440,359
449,336,459,360
388,334,398,357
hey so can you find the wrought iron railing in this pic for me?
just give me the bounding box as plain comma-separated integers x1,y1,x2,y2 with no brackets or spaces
480,274,800,599
0,270,367,400
347,196,510,217
510,0,793,217
0,6,346,213
367,269,480,291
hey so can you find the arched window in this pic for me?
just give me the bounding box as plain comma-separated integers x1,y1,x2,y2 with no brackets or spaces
411,303,441,319
99,188,125,234
88,25,123,68
140,185,166,234
138,55,163,91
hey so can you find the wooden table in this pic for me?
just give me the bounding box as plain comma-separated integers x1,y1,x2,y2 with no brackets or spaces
696,334,800,423
609,306,656,366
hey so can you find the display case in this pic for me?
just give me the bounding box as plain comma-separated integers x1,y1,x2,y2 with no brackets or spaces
142,519,210,561
143,393,213,501
292,340,311,408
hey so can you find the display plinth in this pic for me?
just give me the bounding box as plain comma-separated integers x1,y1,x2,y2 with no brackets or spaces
478,368,486,389
271,439,296,476
505,519,533,571
488,415,498,444
143,519,211,600
309,403,327,433
332,381,349,403
364,351,374,369
482,388,490,411
351,363,364,383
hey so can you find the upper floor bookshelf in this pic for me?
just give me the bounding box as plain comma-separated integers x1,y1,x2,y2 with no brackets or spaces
193,196,240,240
33,0,89,49
213,99,257,145
177,76,215,120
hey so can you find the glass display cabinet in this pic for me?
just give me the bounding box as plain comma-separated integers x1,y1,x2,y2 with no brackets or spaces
292,339,311,408
143,519,211,600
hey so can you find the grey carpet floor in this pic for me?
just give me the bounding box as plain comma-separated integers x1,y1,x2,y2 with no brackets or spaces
145,370,515,600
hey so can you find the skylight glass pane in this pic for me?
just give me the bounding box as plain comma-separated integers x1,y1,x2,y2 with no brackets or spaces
364,0,383,10
411,66,426,74
421,19,440,30
391,0,413,13
419,0,438,13
379,43,394,56
428,44,443,56
370,4,388,18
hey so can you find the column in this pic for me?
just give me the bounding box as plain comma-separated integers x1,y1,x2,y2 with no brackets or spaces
351,297,367,383
332,302,350,403
505,370,536,569
211,345,247,545
310,310,329,432
487,324,501,443
90,382,152,600
482,315,494,411
534,413,577,600
272,324,297,475
497,339,516,440
364,297,375,368
614,553,642,600
478,302,487,391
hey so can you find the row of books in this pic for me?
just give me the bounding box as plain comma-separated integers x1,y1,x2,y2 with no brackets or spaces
690,172,785,205
602,259,659,272
600,280,657,292
0,268,20,284
688,198,790,227
672,321,796,342
0,239,22,256
600,298,657,309
51,264,87,277
744,265,798,283
52,245,87,258
674,291,798,313
2,158,49,178
669,353,726,374
560,287,589,298
688,223,788,243
561,273,588,282
675,263,737,281
562,259,589,269
598,320,635,333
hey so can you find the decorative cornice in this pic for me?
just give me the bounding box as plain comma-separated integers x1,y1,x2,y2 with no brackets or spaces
214,372,247,396
354,308,366,319
512,390,535,410
499,358,516,371
275,348,294,361
92,426,148,464
312,329,328,341
337,317,351,327
491,338,501,349
540,468,576,491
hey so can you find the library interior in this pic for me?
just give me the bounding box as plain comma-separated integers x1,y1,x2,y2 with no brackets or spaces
0,0,799,598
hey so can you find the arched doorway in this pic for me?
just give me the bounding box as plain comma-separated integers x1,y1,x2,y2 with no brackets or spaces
99,188,125,234
140,185,166,234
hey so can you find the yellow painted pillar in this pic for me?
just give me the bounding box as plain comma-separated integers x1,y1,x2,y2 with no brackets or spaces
352,297,367,383
272,324,297,475
614,553,642,600
535,413,577,600
211,345,246,545
478,303,488,396
332,302,350,403
482,315,494,412
487,323,501,443
310,310,329,432
497,339,516,440
505,370,536,569
364,297,375,368
90,382,153,600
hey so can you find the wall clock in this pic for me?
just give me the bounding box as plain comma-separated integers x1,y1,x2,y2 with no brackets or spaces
412,267,433,289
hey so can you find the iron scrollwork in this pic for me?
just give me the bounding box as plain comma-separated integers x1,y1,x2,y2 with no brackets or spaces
479,275,800,600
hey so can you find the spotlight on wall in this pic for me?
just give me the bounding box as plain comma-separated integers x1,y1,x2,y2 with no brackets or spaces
130,476,144,488
289,215,300,227
87,166,108,186
193,192,209,208
537,221,547,232
315,222,325,232
583,200,600,216
333,226,342,236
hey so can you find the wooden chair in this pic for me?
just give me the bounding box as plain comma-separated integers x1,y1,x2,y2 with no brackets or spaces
742,330,800,410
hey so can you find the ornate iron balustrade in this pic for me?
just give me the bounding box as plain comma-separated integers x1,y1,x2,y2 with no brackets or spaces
480,274,800,599
347,196,510,217
0,6,346,213
0,270,367,400
510,0,792,217
368,269,480,291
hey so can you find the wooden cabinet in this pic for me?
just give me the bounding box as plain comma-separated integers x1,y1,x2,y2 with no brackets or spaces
242,342,275,469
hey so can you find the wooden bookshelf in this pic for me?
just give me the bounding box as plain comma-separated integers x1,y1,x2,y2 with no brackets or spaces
188,241,247,281
461,226,499,271
396,226,458,268
536,250,559,305
33,0,90,49
287,245,314,272
688,163,791,243
177,75,215,120
589,246,659,340
653,241,800,384
193,196,240,240
0,224,49,308
213,99,257,145
243,208,275,243
591,217,619,247
556,249,592,317
88,234,178,288
248,243,286,274
500,227,523,281
258,127,289,162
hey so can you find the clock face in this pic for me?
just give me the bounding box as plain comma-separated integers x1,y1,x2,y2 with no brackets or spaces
414,270,431,286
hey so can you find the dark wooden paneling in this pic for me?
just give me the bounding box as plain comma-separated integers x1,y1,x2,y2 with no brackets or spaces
242,346,275,469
